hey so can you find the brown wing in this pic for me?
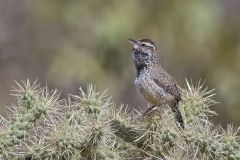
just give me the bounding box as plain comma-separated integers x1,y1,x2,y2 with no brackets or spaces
153,73,181,101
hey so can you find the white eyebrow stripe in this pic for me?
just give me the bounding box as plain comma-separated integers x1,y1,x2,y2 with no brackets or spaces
141,42,156,49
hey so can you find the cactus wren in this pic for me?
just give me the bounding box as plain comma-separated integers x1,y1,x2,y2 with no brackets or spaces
128,38,184,129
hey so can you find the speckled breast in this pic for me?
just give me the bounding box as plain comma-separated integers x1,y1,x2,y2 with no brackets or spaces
134,73,168,106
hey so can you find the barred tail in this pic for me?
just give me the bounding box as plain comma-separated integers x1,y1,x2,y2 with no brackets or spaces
172,100,185,129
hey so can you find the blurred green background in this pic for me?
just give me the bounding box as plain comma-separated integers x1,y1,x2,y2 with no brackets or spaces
0,0,240,126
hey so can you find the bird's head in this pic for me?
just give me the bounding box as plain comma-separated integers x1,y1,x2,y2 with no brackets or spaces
128,38,160,68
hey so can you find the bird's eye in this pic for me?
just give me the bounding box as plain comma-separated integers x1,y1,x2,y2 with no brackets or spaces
141,43,146,47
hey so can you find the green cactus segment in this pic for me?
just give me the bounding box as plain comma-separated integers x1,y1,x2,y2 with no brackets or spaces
184,127,240,160
0,81,60,159
0,80,239,160
80,127,103,159
180,80,217,123
111,119,140,143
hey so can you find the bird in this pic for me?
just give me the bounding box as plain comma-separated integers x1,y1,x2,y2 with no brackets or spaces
128,38,184,129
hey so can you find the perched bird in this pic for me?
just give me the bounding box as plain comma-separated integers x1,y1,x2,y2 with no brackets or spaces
128,38,184,129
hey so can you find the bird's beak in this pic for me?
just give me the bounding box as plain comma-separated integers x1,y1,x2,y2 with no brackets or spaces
127,39,139,49
128,39,137,45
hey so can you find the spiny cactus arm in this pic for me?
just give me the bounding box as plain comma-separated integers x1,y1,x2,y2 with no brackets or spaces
21,85,112,160
183,124,240,160
1,80,239,160
110,119,139,143
180,80,217,124
0,80,61,159
79,127,103,159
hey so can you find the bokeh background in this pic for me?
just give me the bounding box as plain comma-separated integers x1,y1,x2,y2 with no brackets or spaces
0,0,240,126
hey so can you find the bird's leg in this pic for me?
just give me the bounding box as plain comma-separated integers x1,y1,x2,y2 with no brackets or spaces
142,105,158,116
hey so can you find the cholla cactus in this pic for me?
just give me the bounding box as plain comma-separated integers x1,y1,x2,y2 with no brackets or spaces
0,80,239,160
